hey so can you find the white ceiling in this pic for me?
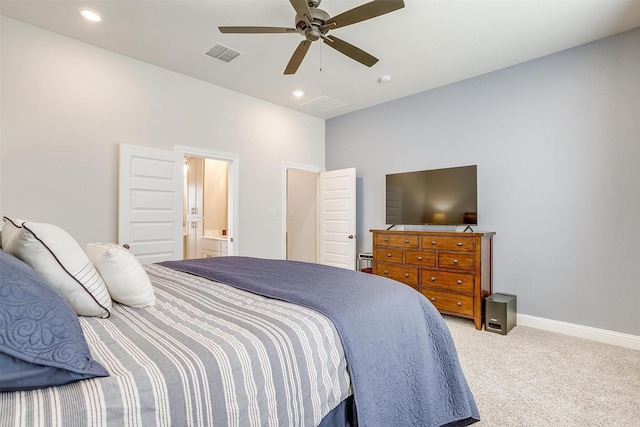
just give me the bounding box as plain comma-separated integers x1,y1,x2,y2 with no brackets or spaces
2,0,639,119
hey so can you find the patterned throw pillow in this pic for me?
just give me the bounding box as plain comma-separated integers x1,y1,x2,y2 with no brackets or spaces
0,249,109,391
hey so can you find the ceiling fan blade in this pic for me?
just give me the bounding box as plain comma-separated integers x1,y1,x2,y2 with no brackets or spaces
284,40,312,75
219,26,297,34
289,0,313,22
324,0,405,30
323,35,378,67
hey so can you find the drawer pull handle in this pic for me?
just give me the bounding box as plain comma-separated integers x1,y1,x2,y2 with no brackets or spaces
417,256,423,261
430,276,436,281
404,239,410,243
456,279,463,284
431,241,436,245
457,242,463,246
430,297,436,301
386,253,392,257
383,270,389,274
452,259,459,264
384,238,389,242
404,273,410,277
456,302,462,306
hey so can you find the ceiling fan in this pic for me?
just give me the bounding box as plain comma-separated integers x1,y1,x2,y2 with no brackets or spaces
218,0,405,75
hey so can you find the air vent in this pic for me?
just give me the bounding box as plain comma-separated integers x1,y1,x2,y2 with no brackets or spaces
300,96,347,114
205,43,242,63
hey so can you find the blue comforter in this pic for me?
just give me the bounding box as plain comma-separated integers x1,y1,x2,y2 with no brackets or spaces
160,256,479,427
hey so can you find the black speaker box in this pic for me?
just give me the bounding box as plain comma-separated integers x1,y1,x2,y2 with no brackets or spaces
485,293,517,335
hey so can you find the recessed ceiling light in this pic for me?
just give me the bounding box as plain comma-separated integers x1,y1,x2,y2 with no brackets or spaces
80,8,102,23
293,90,304,97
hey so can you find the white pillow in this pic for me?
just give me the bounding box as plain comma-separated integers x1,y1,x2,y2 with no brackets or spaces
86,243,155,307
2,218,112,318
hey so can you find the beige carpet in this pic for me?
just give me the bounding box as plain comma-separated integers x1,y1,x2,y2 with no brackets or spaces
443,315,640,426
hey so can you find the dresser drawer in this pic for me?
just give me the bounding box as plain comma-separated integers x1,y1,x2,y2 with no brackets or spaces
375,263,419,287
438,253,475,271
375,233,419,248
420,270,474,293
375,248,404,264
405,251,436,267
421,236,475,252
421,289,474,317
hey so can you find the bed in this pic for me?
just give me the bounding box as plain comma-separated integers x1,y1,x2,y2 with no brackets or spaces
0,218,480,427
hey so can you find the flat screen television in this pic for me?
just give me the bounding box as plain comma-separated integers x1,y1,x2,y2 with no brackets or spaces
385,165,477,226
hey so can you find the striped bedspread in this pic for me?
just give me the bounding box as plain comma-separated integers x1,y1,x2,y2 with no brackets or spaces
0,264,351,427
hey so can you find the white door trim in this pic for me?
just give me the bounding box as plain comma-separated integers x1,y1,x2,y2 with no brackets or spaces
175,145,239,255
281,162,324,260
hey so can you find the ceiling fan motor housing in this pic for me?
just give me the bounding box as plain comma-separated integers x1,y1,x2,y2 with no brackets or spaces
295,7,330,41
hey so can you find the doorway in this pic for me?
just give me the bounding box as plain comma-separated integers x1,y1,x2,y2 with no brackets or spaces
286,168,318,263
183,156,230,259
176,145,239,259
284,164,357,270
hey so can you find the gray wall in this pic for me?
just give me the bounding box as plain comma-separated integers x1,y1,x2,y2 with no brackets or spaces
326,28,640,336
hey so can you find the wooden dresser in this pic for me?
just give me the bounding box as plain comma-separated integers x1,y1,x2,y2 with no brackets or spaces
371,230,495,330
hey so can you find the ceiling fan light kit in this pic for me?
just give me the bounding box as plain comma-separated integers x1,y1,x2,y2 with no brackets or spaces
219,0,405,75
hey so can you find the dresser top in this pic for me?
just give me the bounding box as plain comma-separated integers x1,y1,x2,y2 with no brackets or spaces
370,229,495,237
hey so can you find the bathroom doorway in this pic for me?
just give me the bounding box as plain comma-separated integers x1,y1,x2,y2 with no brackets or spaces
183,157,230,259
177,145,239,259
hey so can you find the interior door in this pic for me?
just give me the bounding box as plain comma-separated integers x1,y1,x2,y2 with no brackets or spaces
319,167,356,270
118,143,183,264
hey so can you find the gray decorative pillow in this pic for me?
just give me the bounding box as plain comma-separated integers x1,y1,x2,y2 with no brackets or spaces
0,249,109,391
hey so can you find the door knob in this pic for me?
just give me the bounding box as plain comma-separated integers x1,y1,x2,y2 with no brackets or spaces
348,235,354,239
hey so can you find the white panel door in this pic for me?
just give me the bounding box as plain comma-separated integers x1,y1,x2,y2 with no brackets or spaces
118,143,183,264
319,168,356,270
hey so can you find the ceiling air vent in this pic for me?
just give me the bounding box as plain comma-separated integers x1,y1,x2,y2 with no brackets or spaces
205,43,242,63
300,96,347,114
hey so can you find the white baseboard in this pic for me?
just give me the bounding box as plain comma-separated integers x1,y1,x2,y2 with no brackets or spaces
517,314,640,351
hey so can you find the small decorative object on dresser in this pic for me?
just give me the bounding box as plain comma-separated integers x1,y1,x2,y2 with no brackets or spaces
371,229,495,330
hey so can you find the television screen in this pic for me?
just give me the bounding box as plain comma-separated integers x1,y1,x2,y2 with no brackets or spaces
385,165,477,226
